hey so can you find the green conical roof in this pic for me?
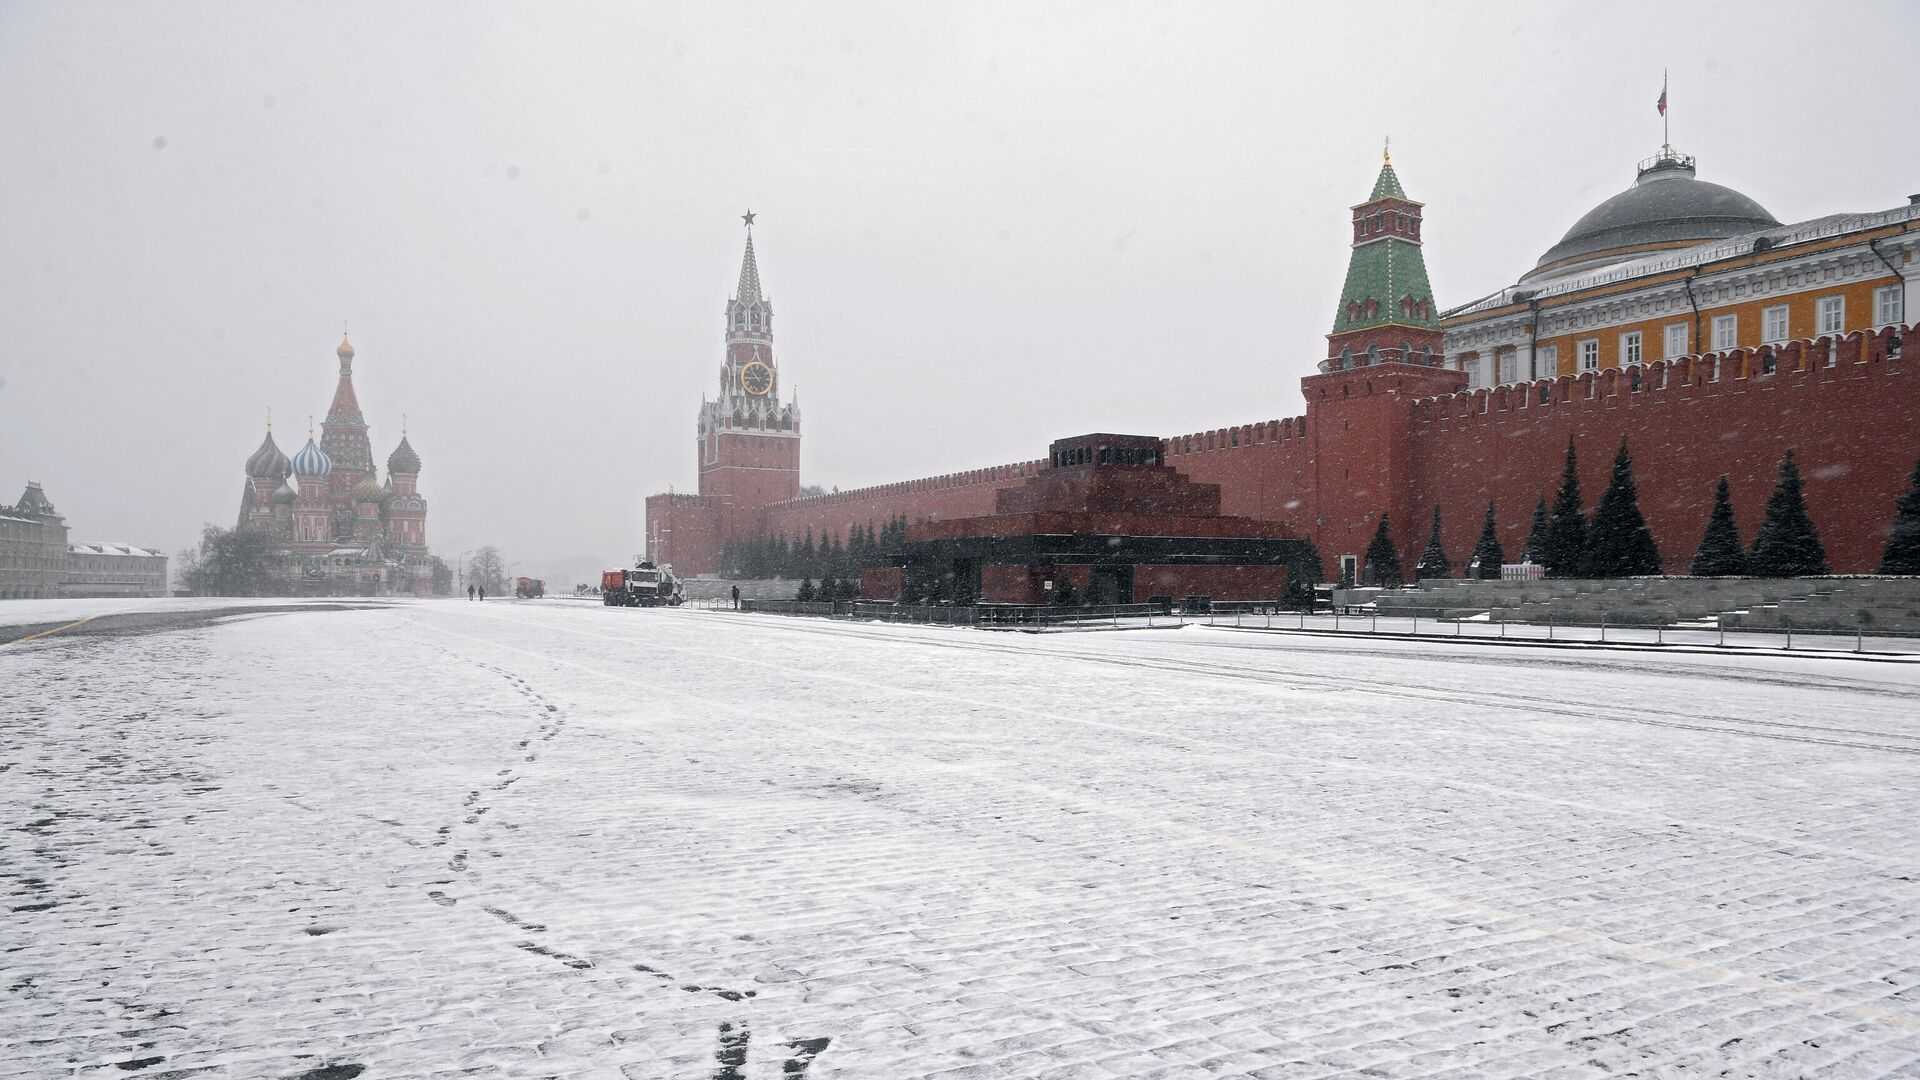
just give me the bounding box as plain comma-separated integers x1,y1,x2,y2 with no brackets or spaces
1332,237,1438,334
1370,162,1405,200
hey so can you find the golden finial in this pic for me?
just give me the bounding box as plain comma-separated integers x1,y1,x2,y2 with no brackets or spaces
266,405,272,432
308,415,314,438
402,413,407,437
1383,135,1391,166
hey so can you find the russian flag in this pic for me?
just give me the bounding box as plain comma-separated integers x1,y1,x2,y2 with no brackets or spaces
1657,86,1667,116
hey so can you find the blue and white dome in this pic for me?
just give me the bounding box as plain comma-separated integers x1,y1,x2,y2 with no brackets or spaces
291,437,332,479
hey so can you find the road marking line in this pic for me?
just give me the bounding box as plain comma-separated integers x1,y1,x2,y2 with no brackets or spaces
0,616,92,647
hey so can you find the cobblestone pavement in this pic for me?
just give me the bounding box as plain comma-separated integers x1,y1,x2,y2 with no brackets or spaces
4,600,1918,1078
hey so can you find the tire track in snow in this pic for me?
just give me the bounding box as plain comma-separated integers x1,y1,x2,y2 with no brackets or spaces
408,610,1920,1035
458,606,1920,872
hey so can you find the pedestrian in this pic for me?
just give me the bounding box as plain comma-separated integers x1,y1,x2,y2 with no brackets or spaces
731,584,740,610
478,585,485,602
467,584,474,601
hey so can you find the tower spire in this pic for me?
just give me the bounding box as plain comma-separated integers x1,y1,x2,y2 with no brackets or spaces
1322,151,1441,371
736,215,763,303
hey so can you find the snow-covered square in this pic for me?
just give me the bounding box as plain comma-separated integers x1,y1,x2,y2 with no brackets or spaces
4,599,1918,1078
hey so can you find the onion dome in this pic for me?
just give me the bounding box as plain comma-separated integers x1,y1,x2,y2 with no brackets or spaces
1526,148,1778,280
352,474,385,504
387,435,421,475
291,436,332,479
271,481,297,505
244,431,293,480
337,335,355,360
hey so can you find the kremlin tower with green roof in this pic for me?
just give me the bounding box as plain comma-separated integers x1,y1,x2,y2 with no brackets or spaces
1321,146,1444,372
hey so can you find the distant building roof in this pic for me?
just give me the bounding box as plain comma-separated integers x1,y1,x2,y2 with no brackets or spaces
70,543,166,558
1445,200,1920,321
1526,149,1778,280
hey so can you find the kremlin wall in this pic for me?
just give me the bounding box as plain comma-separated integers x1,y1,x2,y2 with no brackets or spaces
647,144,1918,588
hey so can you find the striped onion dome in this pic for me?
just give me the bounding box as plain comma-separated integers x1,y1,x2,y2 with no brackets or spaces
353,474,385,504
291,436,332,479
244,431,292,480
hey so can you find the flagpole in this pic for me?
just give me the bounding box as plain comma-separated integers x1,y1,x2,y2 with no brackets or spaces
1663,69,1669,149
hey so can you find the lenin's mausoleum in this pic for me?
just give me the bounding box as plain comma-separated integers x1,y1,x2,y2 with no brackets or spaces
647,143,1918,596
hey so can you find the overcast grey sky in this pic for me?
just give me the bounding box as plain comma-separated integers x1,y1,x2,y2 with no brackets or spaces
4,1,1916,575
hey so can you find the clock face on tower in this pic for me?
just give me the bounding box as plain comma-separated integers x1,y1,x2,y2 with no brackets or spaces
740,361,774,397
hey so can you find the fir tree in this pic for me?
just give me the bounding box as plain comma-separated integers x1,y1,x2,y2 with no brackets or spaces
1285,535,1325,605
1580,437,1662,577
1750,449,1829,577
1523,496,1549,564
1470,502,1505,579
1364,514,1404,587
1052,575,1076,605
795,576,815,602
1416,505,1452,580
1690,475,1750,576
1879,454,1920,574
1543,437,1588,578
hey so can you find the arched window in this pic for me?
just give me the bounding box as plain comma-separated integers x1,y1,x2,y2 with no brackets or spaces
1366,343,1381,366
1339,346,1354,369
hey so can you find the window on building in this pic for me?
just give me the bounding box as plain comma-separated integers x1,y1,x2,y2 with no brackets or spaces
1578,338,1599,372
1620,330,1642,366
1663,323,1688,359
1498,351,1517,384
1763,304,1789,343
1818,295,1844,335
1712,314,1737,351
1877,284,1904,327
1535,344,1558,380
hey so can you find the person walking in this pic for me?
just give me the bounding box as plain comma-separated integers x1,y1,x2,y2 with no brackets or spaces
731,584,740,610
467,584,474,601
478,585,485,602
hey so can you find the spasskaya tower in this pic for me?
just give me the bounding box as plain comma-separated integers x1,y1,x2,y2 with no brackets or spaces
692,213,801,544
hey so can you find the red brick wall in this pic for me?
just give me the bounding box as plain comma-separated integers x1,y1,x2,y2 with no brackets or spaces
1407,329,1912,574
644,493,722,576
668,327,1914,583
758,460,1046,546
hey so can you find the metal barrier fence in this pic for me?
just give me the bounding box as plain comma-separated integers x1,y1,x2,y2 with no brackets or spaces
708,596,1920,654
1201,602,1920,655
739,598,1202,629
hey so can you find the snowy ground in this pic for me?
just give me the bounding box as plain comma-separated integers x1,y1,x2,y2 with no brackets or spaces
4,599,1919,1079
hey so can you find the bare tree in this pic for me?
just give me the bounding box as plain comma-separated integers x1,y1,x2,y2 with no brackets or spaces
466,546,507,593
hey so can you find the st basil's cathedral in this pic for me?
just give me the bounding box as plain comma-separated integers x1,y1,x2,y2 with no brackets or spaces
235,335,434,596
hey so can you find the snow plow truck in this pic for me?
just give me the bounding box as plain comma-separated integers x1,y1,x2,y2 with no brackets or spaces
600,560,684,607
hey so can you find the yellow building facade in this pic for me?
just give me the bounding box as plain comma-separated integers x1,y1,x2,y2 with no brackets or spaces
1443,147,1916,387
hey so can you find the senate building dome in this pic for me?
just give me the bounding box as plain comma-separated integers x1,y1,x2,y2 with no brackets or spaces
1522,148,1779,282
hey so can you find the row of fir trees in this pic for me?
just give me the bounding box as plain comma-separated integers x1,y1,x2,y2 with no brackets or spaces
1366,440,1920,586
720,514,910,581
